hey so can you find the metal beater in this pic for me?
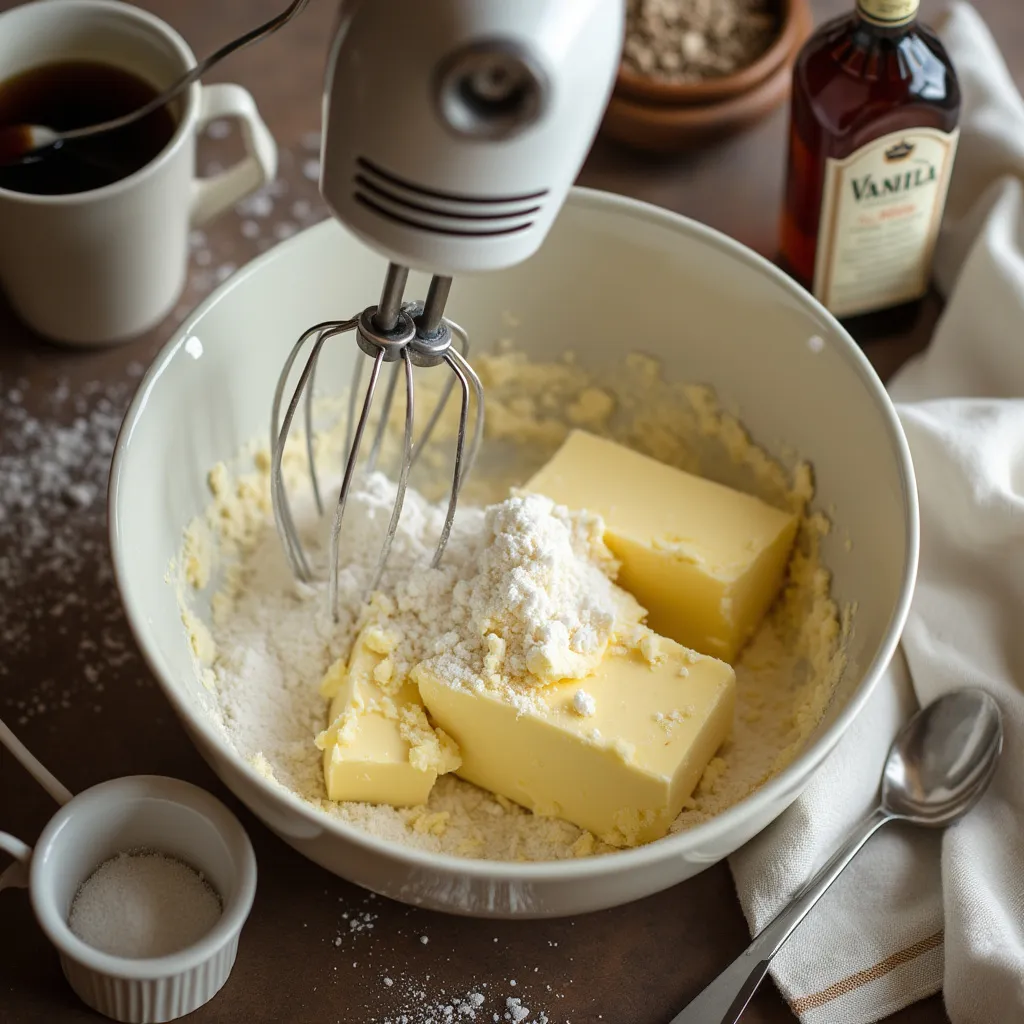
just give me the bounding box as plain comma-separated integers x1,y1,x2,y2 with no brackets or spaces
271,0,624,618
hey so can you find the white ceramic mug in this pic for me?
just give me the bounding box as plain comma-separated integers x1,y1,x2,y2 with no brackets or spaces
0,0,278,346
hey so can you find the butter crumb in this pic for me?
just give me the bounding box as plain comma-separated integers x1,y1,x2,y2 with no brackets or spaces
571,831,596,857
207,462,229,497
625,352,660,382
363,626,398,655
483,633,506,677
639,633,665,666
411,810,450,836
318,658,347,699
567,388,614,429
182,522,212,589
182,610,215,665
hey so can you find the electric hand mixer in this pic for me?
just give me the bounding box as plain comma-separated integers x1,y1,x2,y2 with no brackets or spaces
271,0,624,618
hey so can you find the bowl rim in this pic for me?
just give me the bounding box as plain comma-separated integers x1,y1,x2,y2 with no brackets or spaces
108,186,919,886
616,0,809,107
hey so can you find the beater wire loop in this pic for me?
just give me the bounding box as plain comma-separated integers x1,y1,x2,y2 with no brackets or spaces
433,352,470,568
409,322,470,470
447,329,485,489
271,318,357,582
304,344,323,516
271,277,485,617
370,352,415,595
329,348,385,620
367,361,402,475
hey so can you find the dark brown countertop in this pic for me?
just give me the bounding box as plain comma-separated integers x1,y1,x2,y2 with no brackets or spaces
3,2,1020,1022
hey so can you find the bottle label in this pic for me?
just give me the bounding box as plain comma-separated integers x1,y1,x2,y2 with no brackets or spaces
812,126,959,318
857,0,919,27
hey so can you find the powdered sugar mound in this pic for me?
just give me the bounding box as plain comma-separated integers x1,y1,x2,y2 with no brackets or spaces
445,495,623,679
387,493,640,703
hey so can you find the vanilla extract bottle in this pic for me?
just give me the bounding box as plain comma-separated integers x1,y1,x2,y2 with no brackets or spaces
779,0,961,322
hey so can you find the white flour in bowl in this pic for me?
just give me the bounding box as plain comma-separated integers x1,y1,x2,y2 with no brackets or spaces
177,347,847,861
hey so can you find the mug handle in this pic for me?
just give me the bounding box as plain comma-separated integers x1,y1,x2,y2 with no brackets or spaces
190,83,279,228
0,832,32,893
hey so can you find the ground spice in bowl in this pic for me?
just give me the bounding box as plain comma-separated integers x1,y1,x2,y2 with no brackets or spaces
623,0,780,83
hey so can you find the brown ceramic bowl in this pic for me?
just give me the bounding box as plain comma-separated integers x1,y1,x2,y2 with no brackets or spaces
603,0,813,152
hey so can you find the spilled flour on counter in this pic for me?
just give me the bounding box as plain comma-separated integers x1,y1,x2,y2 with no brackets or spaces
177,347,847,861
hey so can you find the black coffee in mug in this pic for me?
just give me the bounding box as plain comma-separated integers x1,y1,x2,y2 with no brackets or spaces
0,60,177,195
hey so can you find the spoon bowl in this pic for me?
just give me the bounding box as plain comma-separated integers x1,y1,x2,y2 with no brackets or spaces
882,688,1003,826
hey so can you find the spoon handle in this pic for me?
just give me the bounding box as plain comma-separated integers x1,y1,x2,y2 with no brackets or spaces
670,806,893,1024
59,0,311,143
0,715,73,806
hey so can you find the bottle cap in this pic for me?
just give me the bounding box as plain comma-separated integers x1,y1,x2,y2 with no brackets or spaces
857,0,919,28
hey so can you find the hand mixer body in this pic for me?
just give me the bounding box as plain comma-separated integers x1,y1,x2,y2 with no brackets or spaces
319,0,625,275
273,0,623,611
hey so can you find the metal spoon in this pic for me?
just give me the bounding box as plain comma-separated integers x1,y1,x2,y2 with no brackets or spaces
673,687,1004,1024
0,0,310,167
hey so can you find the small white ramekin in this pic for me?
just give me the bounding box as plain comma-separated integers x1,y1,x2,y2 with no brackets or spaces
22,775,256,1023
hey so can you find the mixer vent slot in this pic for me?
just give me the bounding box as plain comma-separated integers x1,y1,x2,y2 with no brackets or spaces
353,157,547,238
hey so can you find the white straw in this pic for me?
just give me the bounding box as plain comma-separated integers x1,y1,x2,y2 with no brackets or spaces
0,716,73,806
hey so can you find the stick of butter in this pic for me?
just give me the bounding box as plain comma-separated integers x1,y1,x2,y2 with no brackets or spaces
526,430,798,662
415,633,735,847
316,625,460,806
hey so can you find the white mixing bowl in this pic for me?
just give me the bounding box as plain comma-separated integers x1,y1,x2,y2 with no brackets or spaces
110,188,918,918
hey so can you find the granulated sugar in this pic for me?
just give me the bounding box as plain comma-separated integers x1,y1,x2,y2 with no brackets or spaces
69,850,222,959
181,349,846,861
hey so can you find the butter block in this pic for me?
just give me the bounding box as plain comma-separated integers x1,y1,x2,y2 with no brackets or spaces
414,634,735,846
526,430,798,662
316,627,460,806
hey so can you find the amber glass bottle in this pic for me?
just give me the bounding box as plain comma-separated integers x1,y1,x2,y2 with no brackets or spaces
779,0,960,321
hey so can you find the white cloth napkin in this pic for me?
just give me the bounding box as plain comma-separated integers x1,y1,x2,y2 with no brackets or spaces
728,4,1024,1022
